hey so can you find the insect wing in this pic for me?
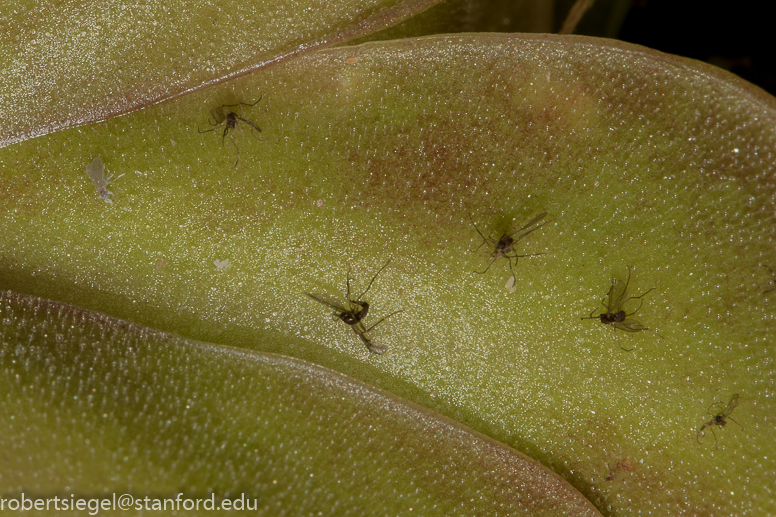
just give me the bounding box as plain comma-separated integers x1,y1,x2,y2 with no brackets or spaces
601,281,618,314
86,157,107,188
614,319,649,333
305,293,350,314
237,116,262,133
511,212,549,240
608,279,630,313
518,212,548,232
210,106,228,124
356,329,386,355
723,394,740,416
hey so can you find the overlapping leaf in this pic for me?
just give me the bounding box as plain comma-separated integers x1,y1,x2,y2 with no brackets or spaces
1,34,775,514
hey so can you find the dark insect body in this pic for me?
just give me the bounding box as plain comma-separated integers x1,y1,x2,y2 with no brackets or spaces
581,266,654,351
469,212,549,279
198,96,262,167
697,394,742,449
306,260,402,355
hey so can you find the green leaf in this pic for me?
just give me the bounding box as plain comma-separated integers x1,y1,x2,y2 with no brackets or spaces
1,34,775,514
0,291,599,516
0,0,441,148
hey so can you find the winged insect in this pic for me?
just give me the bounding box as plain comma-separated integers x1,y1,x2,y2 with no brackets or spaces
581,267,654,351
469,212,548,280
198,96,262,167
306,260,402,354
696,394,742,449
86,157,123,205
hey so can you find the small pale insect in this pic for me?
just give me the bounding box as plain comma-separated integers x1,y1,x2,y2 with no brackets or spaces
86,157,123,205
581,267,655,351
306,260,402,354
214,258,230,270
697,394,742,449
469,212,549,281
605,458,633,481
198,96,263,167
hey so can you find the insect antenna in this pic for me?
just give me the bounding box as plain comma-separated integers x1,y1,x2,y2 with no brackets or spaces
357,259,392,301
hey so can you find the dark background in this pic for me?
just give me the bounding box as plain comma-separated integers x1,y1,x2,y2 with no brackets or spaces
618,0,775,95
357,0,776,96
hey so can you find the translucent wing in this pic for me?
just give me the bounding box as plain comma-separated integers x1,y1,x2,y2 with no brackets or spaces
723,394,740,416
602,281,618,314
510,212,549,241
237,116,262,133
608,279,629,313
305,293,349,313
614,320,649,332
210,106,227,124
357,330,386,355
86,157,106,188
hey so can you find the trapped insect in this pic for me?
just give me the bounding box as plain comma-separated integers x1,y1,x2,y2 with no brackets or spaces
605,458,633,481
581,267,655,351
198,96,263,167
697,394,742,449
469,212,549,279
305,260,402,354
86,157,123,204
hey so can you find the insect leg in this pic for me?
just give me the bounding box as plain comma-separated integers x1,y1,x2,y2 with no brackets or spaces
614,328,635,351
363,309,404,333
346,267,354,301
474,257,498,274
468,214,493,252
726,415,744,430
696,424,708,444
707,401,725,416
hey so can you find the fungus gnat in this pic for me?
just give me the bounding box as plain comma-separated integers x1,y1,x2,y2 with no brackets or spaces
86,157,123,205
469,212,549,279
306,260,402,354
581,267,655,351
697,394,742,449
198,96,262,167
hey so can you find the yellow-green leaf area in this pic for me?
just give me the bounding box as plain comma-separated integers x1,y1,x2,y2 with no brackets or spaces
1,34,775,514
0,0,440,147
0,291,599,516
